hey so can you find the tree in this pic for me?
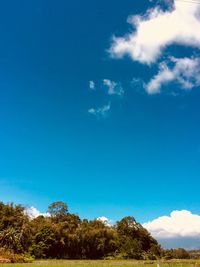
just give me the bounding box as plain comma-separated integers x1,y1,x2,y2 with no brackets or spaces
172,248,190,259
116,216,161,259
29,216,57,258
0,201,163,260
48,201,68,222
78,219,118,259
0,202,30,253
50,213,81,258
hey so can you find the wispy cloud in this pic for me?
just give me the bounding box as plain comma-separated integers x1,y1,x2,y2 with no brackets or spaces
87,78,124,117
88,103,111,117
110,1,200,64
89,80,95,90
143,210,200,249
145,57,200,94
103,79,124,96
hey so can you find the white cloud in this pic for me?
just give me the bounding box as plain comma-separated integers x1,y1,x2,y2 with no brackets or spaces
145,57,200,94
89,80,95,90
103,79,124,96
110,1,200,64
97,216,109,223
88,103,111,117
25,206,50,219
97,216,113,226
143,210,200,238
87,79,123,116
88,79,124,95
143,210,200,249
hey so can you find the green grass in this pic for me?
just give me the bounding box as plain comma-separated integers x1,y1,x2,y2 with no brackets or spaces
1,260,200,267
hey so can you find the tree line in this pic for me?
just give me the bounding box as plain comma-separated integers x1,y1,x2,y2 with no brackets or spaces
0,201,190,260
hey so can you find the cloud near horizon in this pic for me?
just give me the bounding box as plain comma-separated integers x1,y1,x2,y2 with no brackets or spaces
25,207,200,249
143,210,200,238
143,210,200,249
25,206,50,219
97,216,113,226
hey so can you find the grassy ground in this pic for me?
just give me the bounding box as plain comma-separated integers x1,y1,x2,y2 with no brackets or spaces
0,260,200,267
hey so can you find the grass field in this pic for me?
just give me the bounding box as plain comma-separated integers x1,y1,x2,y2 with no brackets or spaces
1,260,200,267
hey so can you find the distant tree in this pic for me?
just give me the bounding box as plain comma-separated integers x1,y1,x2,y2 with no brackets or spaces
172,248,190,259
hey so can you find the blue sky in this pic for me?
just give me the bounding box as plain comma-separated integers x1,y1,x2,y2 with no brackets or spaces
1,0,200,247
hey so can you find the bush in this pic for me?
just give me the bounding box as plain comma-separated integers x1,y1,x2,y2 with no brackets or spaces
0,247,33,263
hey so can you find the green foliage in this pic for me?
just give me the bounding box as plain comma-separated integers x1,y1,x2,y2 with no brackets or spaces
0,202,30,253
116,216,161,259
0,247,33,263
163,248,190,259
78,219,118,259
0,201,162,260
48,201,68,222
30,224,56,258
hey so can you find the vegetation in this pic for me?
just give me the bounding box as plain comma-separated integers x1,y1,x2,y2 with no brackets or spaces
163,248,190,259
0,261,199,267
0,247,29,263
0,201,194,261
0,201,162,260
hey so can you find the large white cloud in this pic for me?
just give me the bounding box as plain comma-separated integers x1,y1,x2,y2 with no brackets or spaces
145,57,200,94
110,1,200,64
144,210,200,238
143,210,200,249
